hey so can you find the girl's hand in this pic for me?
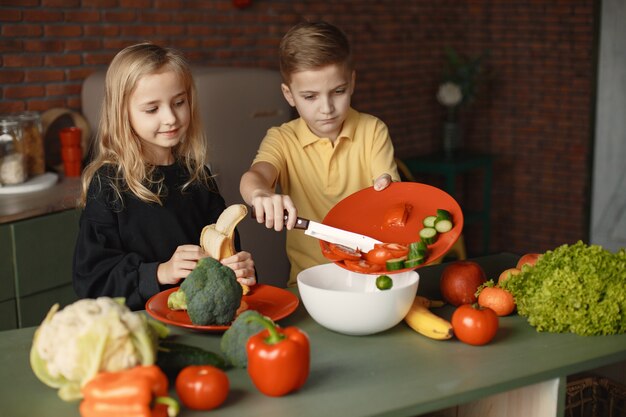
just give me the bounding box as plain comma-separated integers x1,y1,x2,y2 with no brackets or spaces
157,244,205,285
373,173,393,191
250,191,297,232
221,251,257,287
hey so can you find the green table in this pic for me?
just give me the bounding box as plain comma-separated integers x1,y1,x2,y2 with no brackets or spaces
2,254,625,417
401,152,493,255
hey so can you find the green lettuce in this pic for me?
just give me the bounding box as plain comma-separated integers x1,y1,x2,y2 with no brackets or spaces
501,241,626,336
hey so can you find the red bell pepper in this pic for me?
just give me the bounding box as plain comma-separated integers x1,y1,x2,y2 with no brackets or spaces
245,315,310,397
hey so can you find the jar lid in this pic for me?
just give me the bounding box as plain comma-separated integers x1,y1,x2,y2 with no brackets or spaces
18,111,41,121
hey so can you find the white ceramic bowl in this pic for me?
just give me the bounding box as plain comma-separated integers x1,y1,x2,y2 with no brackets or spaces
297,263,419,336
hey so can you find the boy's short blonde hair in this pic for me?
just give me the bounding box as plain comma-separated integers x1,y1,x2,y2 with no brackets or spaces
279,21,353,84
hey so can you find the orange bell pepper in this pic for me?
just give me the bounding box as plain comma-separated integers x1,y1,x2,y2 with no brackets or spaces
246,315,310,397
79,365,179,417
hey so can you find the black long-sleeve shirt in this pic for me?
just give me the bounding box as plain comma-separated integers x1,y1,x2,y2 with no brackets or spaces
73,162,232,311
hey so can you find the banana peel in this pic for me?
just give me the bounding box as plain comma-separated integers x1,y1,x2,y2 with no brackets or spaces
404,296,453,340
200,204,250,295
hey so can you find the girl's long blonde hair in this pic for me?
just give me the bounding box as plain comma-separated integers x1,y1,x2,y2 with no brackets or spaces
80,43,209,207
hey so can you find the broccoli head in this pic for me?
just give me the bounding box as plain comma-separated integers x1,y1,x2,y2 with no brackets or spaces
220,310,273,368
179,257,243,326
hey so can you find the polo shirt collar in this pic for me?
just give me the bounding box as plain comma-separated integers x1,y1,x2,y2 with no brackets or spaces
296,108,359,147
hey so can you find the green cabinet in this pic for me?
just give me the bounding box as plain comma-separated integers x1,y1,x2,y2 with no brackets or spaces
0,225,17,330
1,209,81,328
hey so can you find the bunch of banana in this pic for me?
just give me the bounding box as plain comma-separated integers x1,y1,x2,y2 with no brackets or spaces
404,296,453,340
200,204,250,294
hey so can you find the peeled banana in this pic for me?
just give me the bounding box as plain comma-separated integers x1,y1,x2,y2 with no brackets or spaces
200,204,250,294
404,296,453,340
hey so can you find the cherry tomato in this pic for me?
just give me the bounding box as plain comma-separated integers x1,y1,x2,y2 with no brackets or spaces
175,365,229,410
344,258,383,273
327,243,362,261
365,246,394,265
451,304,499,346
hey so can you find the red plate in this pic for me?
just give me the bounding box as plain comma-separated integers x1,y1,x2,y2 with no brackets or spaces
321,182,463,273
145,284,299,332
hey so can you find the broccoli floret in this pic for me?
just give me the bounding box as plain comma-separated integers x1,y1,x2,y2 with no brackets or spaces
167,289,187,310
179,257,243,326
220,310,272,368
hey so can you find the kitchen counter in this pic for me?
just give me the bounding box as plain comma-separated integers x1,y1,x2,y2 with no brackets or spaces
1,253,625,417
0,176,81,224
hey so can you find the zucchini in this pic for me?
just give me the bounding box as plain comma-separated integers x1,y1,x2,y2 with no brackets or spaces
386,256,407,271
422,215,437,228
419,227,438,245
157,341,230,377
435,219,453,233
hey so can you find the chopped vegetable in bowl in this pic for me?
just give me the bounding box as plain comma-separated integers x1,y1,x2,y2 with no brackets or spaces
501,241,626,336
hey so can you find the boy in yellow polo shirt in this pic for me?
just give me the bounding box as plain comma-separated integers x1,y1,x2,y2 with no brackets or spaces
240,21,400,285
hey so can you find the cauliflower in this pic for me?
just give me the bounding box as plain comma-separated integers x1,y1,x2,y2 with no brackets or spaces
168,257,243,326
30,297,168,401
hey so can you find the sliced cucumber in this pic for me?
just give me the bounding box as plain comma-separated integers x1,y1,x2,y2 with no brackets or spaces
408,241,428,259
386,256,407,271
423,215,437,228
404,256,425,268
436,209,452,221
435,219,453,233
419,227,438,245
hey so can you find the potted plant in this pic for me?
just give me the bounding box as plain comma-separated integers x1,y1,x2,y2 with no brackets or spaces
436,47,489,156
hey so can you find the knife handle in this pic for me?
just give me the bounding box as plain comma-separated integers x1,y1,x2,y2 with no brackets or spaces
250,207,309,230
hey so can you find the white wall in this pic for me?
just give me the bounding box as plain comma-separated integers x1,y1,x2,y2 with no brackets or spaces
590,0,626,252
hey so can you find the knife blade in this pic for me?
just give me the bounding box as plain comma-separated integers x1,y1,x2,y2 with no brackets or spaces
292,217,382,252
249,207,382,252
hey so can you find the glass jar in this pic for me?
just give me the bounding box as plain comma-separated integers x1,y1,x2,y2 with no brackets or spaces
0,117,27,185
17,111,45,176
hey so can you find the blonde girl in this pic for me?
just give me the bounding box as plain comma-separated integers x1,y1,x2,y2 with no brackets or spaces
74,43,256,310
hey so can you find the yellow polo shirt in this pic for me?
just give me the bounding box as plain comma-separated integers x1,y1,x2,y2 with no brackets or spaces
252,108,400,285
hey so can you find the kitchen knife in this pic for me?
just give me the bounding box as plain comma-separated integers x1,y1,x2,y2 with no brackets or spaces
292,216,382,252
250,207,382,252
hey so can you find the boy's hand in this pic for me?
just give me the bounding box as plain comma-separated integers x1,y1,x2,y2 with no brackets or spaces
251,192,297,231
373,173,393,191
157,244,205,285
221,251,257,287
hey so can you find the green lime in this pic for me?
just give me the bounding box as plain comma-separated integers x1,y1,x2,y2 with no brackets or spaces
376,275,393,290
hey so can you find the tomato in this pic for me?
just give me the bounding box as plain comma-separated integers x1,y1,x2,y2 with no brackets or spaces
175,365,229,410
365,246,394,265
384,203,411,227
344,258,383,273
380,243,409,258
327,243,362,261
321,242,346,261
451,304,499,346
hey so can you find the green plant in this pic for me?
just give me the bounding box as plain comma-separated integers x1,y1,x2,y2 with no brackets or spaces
440,47,489,107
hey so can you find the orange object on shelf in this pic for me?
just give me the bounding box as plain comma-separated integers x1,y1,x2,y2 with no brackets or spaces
59,127,82,177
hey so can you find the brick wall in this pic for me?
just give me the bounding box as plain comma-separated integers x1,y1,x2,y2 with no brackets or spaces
0,0,598,258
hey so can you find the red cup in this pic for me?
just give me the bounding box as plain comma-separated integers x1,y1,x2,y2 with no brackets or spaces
64,160,82,177
61,146,82,162
60,127,82,147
